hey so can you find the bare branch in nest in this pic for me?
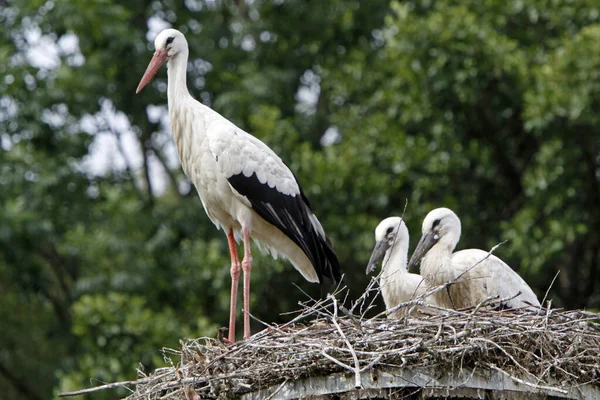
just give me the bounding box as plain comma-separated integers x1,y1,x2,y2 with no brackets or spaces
329,294,362,388
57,377,153,397
542,270,560,307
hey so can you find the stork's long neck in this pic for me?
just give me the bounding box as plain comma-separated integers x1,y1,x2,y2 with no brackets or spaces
381,240,409,282
167,51,192,110
421,239,454,283
379,239,413,311
165,49,203,170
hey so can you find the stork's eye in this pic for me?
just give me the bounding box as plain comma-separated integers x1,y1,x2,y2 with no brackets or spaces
386,226,394,235
432,219,441,229
166,37,174,45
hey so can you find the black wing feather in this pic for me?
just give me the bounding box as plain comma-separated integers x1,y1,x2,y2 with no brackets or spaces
227,172,342,284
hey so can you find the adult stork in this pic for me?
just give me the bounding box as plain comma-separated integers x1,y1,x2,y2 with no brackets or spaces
408,208,540,310
366,217,438,317
136,29,342,342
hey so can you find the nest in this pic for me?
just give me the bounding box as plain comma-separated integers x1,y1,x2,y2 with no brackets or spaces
59,272,600,400
118,287,600,400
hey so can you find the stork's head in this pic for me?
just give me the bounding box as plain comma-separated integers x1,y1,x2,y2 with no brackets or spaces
366,217,409,274
408,207,461,270
136,29,188,94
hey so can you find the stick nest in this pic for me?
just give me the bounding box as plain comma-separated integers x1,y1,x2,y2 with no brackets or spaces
126,290,600,400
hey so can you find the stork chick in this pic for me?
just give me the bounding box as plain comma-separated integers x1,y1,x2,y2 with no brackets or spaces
408,208,540,310
366,217,438,317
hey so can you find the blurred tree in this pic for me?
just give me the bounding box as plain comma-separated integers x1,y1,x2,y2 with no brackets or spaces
0,0,599,398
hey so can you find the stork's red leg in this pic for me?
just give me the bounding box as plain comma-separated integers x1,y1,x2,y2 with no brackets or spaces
241,227,253,340
226,230,241,343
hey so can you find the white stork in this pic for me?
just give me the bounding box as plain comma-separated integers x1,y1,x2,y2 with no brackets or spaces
408,208,540,310
136,29,342,342
366,217,438,317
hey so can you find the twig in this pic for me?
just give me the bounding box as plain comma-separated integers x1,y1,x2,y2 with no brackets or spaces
471,337,538,381
488,364,568,394
320,350,354,371
464,295,499,331
264,378,289,400
381,299,470,319
58,378,147,397
541,270,560,307
428,241,508,299
359,355,383,373
329,294,362,388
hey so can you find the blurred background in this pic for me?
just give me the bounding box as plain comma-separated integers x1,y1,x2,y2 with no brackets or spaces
1,0,599,398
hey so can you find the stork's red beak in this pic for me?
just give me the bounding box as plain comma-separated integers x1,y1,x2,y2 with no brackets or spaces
136,49,169,94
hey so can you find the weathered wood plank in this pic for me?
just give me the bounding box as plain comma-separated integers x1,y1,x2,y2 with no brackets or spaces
242,367,598,400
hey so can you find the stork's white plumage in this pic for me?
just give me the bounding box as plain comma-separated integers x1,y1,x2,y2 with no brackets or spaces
136,29,342,342
366,217,438,317
408,208,540,310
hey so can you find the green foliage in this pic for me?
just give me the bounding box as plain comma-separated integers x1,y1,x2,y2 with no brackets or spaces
1,0,599,398
56,292,211,397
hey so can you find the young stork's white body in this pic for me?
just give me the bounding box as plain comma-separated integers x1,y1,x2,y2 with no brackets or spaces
366,217,438,317
408,208,540,310
137,29,341,342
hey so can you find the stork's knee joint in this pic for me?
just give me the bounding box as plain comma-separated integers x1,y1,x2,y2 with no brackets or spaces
242,257,253,272
231,262,241,279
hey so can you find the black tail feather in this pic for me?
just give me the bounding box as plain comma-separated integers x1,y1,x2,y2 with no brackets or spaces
228,172,342,285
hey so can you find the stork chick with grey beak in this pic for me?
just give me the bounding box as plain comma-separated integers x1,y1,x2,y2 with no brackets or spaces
408,207,540,310
137,29,342,342
366,217,438,317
